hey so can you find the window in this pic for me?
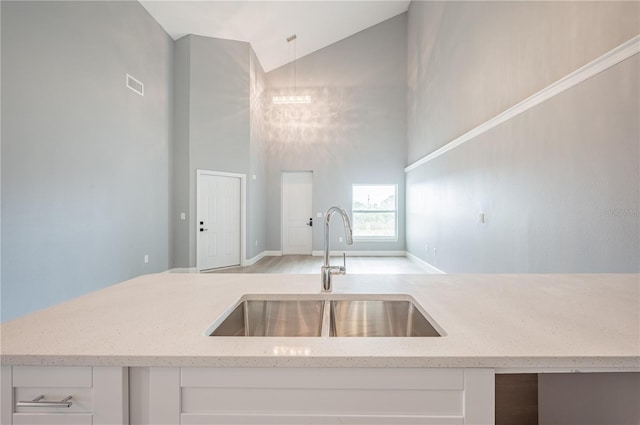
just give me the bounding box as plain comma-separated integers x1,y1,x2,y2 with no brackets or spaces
352,184,397,240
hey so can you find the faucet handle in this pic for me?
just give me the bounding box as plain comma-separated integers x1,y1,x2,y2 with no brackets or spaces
340,252,347,273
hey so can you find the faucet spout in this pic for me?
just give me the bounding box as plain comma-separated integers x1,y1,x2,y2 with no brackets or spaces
321,206,354,292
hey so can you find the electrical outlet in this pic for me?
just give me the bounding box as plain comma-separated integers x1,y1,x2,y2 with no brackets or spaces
478,212,485,224
317,212,322,218
144,254,149,264
180,212,186,220
339,236,343,243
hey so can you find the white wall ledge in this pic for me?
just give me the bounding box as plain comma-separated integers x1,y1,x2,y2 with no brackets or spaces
405,35,640,172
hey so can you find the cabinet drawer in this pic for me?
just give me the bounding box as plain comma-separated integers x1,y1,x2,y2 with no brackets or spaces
13,367,91,388
12,367,93,415
2,366,129,425
14,387,92,414
13,413,92,425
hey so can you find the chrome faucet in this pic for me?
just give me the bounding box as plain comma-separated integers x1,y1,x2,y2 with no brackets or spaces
321,206,354,292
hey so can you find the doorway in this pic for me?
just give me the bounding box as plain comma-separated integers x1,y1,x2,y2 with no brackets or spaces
281,171,313,255
196,170,245,271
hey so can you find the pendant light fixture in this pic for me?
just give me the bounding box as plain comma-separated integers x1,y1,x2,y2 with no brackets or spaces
272,34,311,104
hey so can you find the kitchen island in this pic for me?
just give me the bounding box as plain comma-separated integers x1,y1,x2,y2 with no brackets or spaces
1,273,638,424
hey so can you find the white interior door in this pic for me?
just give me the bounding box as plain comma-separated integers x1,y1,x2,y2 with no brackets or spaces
197,173,241,271
282,171,313,255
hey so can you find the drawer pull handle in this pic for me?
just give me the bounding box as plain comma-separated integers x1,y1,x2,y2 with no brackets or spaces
17,395,72,408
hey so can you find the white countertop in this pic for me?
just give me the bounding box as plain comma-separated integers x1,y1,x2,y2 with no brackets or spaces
1,273,638,371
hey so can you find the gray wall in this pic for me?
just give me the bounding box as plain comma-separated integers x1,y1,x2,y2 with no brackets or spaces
265,13,407,253
171,36,191,269
188,35,250,175
406,1,640,273
248,48,267,260
170,35,265,267
1,1,3,312
188,35,250,268
1,1,173,321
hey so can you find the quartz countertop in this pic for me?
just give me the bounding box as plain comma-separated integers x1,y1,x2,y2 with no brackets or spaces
1,273,638,371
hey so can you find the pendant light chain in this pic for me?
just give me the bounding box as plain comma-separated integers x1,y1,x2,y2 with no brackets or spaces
272,34,310,105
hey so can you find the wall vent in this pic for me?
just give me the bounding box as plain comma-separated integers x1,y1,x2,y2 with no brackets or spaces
126,74,144,96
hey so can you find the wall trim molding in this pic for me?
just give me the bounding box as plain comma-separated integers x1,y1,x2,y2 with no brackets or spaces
164,267,198,273
406,252,446,274
245,251,266,266
165,252,444,273
311,250,407,257
405,34,640,173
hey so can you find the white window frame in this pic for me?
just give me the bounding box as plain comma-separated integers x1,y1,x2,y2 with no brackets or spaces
351,184,398,242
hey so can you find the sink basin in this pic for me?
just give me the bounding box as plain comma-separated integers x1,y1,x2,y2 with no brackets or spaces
208,299,324,336
330,300,441,337
207,294,443,337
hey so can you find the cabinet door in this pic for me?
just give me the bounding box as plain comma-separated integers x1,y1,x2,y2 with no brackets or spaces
2,366,128,425
179,368,470,424
131,367,494,425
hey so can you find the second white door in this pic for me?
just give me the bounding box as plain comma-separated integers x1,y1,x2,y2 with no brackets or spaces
282,172,313,255
197,173,241,271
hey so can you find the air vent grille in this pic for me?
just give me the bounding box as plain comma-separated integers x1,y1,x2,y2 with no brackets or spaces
126,74,144,96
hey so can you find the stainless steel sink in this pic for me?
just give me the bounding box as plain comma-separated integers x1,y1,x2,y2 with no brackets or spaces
208,299,324,336
330,300,440,337
207,295,443,337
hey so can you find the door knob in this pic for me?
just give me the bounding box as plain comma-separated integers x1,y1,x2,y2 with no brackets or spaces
307,217,313,227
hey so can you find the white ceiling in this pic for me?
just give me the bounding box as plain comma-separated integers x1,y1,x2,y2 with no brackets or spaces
138,1,410,72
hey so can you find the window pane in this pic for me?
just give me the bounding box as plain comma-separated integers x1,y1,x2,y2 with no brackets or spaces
352,185,396,211
353,212,396,237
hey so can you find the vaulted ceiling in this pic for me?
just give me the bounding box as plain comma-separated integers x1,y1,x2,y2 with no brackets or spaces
138,1,410,72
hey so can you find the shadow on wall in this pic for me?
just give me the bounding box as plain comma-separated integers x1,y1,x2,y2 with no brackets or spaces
266,86,369,151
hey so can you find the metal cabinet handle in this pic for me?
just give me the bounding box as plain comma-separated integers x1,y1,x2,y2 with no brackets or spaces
17,395,72,408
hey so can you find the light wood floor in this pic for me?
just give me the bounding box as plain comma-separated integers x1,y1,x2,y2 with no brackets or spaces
207,255,432,274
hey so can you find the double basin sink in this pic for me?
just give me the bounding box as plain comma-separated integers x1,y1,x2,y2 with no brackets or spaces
205,294,444,337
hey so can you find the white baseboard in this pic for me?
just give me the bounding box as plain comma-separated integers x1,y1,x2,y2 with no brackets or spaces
166,251,433,272
165,267,198,274
265,250,405,257
311,250,407,257
406,252,446,274
167,251,278,273
245,251,266,266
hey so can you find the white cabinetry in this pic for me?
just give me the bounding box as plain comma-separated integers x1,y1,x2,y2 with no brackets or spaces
0,366,128,425
131,367,494,424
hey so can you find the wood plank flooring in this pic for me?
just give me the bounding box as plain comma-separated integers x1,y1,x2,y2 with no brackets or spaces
206,255,432,274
